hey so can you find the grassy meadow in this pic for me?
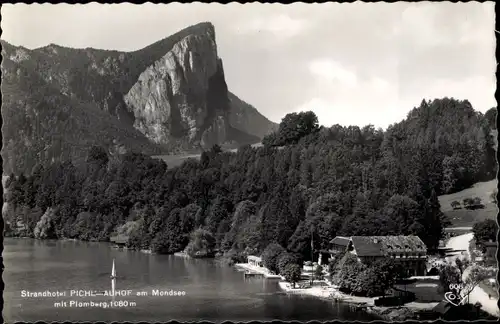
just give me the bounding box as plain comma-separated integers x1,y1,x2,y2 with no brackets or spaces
438,180,498,228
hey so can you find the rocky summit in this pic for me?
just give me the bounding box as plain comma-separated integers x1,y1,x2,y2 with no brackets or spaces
1,22,277,175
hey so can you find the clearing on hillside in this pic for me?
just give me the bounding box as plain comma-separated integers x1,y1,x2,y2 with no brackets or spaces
439,180,498,228
152,153,203,169
152,143,264,169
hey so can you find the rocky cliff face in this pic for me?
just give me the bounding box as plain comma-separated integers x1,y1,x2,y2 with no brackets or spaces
124,27,230,147
1,22,277,175
125,30,218,142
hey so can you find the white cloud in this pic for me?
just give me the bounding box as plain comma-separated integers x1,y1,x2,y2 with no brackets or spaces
400,5,447,47
458,11,495,45
308,59,357,87
295,98,341,126
399,3,495,50
296,71,495,130
371,77,391,92
404,76,496,113
295,75,401,129
236,14,309,38
295,97,400,129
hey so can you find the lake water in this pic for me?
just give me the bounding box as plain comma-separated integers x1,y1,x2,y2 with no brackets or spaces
3,238,377,322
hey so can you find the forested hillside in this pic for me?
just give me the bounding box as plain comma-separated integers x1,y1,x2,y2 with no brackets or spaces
4,98,496,261
1,49,162,174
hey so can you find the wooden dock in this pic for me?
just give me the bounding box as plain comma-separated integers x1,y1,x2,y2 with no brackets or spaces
244,271,265,278
234,263,282,279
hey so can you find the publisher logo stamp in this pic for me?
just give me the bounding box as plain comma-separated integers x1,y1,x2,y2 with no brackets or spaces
444,282,479,306
444,291,467,306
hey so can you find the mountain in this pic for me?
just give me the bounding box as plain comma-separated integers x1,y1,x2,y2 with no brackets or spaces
1,22,277,175
228,92,279,139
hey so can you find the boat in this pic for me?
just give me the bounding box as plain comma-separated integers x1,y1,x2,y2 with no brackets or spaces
110,259,116,296
95,260,117,296
110,259,116,280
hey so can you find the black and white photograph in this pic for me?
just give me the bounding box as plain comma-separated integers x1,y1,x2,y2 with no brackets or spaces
1,2,498,322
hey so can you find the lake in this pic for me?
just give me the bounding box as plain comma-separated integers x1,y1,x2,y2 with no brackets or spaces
3,238,377,322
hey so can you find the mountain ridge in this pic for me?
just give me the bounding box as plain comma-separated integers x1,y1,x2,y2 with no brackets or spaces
1,22,278,175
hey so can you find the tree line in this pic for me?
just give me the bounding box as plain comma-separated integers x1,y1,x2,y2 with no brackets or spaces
4,99,496,263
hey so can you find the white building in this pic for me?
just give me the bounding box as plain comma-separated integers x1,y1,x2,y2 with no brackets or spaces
247,255,263,267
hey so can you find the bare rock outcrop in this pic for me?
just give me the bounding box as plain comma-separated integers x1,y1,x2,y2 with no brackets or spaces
124,26,227,147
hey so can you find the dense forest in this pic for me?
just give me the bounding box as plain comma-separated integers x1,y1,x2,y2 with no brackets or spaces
4,98,497,263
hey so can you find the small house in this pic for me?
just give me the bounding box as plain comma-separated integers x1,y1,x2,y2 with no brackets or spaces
483,241,497,266
248,255,263,267
432,300,453,318
330,236,351,253
16,220,27,231
110,234,129,248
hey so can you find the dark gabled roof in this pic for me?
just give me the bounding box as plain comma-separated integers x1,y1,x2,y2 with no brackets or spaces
330,236,351,246
110,235,129,244
351,236,384,256
351,235,427,257
484,241,497,247
248,255,262,262
436,247,453,251
433,300,452,314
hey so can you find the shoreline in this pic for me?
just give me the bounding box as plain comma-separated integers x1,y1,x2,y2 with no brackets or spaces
277,280,439,320
278,281,376,305
173,251,190,258
6,236,156,254
234,263,282,279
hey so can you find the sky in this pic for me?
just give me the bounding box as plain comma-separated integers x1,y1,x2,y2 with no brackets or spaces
1,2,496,129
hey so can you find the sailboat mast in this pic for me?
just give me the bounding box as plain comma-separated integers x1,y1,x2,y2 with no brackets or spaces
310,231,314,285
111,259,116,297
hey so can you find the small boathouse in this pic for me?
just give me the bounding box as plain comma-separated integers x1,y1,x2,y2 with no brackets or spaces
110,234,129,248
247,255,263,267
